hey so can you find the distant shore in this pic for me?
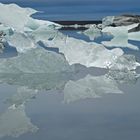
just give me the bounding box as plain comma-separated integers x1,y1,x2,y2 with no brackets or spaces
52,20,101,30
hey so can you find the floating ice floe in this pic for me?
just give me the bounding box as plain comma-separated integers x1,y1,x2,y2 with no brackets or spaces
0,3,60,32
0,3,61,53
128,31,140,41
0,31,5,53
0,104,38,138
82,25,102,40
0,47,71,73
102,24,140,50
0,3,37,31
45,35,124,69
7,32,36,53
30,25,59,42
109,55,140,71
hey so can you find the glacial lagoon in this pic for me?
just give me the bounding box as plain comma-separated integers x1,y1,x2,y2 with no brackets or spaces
0,2,140,140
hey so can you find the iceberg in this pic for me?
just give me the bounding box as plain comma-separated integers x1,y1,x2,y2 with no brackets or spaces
0,31,5,53
45,35,124,69
109,55,140,71
128,31,140,41
30,25,59,42
7,32,36,53
82,25,102,40
0,104,38,138
0,3,37,31
101,24,139,50
0,3,61,52
0,3,60,32
0,47,72,73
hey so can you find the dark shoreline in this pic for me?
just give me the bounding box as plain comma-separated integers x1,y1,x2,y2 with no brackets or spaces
52,20,102,30
52,20,101,25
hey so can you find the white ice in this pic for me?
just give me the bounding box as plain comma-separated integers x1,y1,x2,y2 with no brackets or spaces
0,47,71,73
82,25,102,40
102,24,139,50
45,35,124,69
7,32,36,53
0,3,61,32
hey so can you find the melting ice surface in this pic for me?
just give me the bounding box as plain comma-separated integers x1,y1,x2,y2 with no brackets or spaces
0,2,140,140
101,24,140,50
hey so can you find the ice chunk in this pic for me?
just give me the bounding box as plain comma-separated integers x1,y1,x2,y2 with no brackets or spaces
30,25,59,42
106,70,140,84
0,31,5,53
64,74,123,103
0,3,37,31
45,35,124,69
0,105,38,138
82,25,102,40
0,47,71,73
102,24,139,50
0,24,13,36
0,3,61,32
0,43,4,53
128,31,140,41
25,18,61,31
109,55,140,71
7,32,36,53
102,16,115,28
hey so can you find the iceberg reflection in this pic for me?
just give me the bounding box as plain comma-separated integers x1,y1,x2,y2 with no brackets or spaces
0,104,38,138
0,64,139,138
